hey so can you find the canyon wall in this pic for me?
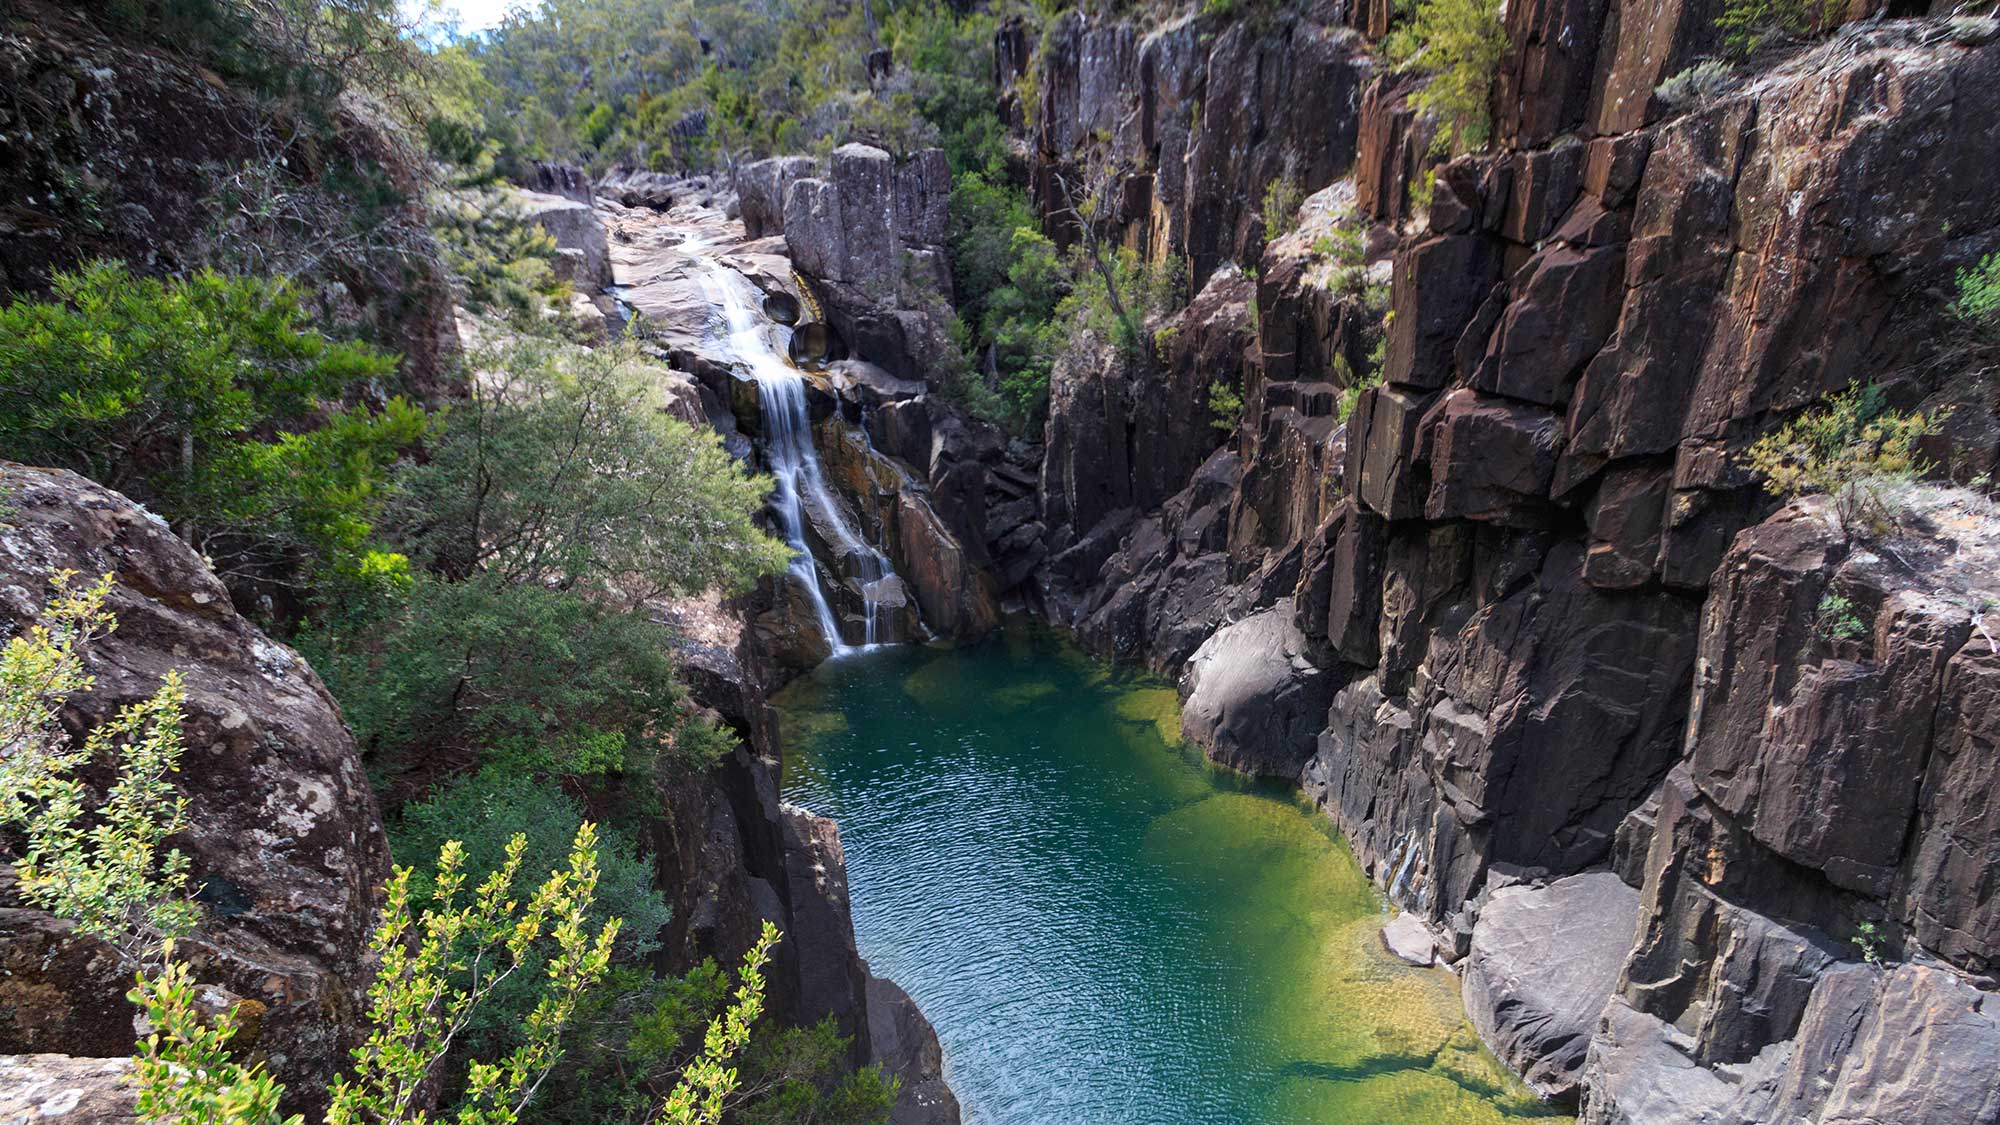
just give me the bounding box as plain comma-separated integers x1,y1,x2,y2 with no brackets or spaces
964,3,2000,1117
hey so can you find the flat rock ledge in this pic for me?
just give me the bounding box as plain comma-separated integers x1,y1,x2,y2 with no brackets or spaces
0,1055,137,1122
1464,872,1640,1104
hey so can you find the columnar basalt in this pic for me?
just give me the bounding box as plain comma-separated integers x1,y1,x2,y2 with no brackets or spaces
964,5,2000,1116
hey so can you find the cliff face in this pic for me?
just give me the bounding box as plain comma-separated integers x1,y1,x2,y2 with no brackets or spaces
0,4,460,400
0,465,392,1117
961,3,2000,1116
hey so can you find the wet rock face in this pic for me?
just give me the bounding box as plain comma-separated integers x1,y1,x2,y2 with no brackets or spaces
0,465,390,1115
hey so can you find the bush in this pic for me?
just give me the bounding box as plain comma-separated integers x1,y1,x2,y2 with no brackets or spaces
1742,383,1946,536
0,263,423,582
391,768,671,1096
1952,251,2000,338
1207,380,1245,434
306,572,729,785
432,189,573,322
1386,0,1508,154
1717,0,1847,58
1261,176,1304,238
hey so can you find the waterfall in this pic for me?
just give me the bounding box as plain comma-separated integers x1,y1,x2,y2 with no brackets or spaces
682,237,896,654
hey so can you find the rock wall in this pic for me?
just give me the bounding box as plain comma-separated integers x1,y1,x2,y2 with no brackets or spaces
0,3,461,401
971,3,2000,1116
0,465,392,1118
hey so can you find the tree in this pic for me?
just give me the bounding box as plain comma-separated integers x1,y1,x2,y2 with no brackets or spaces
0,263,424,584
386,338,788,607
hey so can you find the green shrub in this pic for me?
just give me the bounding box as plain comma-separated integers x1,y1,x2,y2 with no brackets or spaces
391,768,670,1095
307,572,727,785
386,338,789,603
1742,384,1946,536
0,263,422,582
1261,177,1305,238
1717,0,1846,59
1952,251,2000,337
432,189,573,322
1208,381,1245,434
1813,590,1866,644
1386,0,1508,155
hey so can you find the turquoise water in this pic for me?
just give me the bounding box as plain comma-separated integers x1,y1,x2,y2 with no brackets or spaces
775,623,1565,1125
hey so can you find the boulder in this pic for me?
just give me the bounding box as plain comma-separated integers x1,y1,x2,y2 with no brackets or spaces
736,155,818,238
0,465,390,1117
1179,601,1332,778
1381,912,1436,966
0,1055,137,1123
512,186,613,291
865,973,963,1125
1463,873,1639,1102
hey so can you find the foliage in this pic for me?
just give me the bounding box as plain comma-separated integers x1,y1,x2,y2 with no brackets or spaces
432,190,572,323
1952,251,2000,338
660,923,781,1125
1653,60,1736,112
394,769,669,964
0,263,423,583
329,825,619,1125
982,229,1071,428
1852,920,1884,966
386,338,788,605
1742,384,1946,536
305,572,725,784
1814,590,1867,644
1385,0,1507,155
0,580,787,1125
1717,0,1847,59
1207,381,1245,435
1261,177,1304,238
130,948,297,1125
0,573,199,964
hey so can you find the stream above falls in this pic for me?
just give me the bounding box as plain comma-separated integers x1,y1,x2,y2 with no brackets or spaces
776,622,1569,1124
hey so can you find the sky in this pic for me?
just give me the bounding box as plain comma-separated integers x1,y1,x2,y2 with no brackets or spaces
405,0,541,35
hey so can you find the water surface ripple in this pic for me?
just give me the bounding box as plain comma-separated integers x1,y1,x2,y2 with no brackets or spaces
777,624,1567,1124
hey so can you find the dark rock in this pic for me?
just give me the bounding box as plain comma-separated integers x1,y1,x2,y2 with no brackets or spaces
736,155,818,238
1179,600,1332,779
0,466,389,1117
1464,873,1640,1102
865,973,962,1125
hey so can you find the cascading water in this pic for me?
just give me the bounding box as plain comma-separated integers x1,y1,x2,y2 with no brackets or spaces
681,235,897,654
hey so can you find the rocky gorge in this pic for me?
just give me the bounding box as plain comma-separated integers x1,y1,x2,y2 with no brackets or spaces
4,0,2000,1120
690,2,2000,1120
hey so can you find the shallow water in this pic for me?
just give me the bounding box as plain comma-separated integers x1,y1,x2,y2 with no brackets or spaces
775,623,1568,1125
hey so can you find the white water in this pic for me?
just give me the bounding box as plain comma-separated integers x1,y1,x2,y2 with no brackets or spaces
680,235,896,654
